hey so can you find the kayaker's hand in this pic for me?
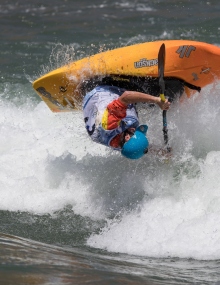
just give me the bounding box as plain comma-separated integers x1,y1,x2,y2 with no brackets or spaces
157,98,170,110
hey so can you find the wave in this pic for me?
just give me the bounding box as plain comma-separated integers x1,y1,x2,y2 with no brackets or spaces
1,79,220,260
1,232,219,285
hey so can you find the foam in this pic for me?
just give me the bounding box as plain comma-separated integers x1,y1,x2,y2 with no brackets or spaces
0,93,108,217
2,82,220,259
87,84,220,260
87,151,220,259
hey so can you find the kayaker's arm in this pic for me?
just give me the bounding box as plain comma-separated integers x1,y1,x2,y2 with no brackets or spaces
119,90,170,110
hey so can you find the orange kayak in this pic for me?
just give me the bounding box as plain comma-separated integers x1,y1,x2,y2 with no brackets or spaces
32,40,220,112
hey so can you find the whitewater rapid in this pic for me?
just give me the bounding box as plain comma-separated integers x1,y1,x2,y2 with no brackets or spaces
1,81,220,260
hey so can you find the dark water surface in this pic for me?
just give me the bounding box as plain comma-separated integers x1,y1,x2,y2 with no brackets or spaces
1,0,220,284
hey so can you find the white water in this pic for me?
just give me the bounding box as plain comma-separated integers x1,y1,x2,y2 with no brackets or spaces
88,150,220,259
0,83,109,217
1,82,220,260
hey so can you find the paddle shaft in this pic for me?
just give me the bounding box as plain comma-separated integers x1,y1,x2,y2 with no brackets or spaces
158,44,170,150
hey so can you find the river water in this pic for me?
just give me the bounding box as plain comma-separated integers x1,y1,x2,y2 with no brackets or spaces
1,0,220,284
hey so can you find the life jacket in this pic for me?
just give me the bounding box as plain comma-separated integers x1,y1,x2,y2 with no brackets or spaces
83,85,139,150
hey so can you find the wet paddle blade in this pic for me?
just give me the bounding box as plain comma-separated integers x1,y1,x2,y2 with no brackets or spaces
158,43,166,101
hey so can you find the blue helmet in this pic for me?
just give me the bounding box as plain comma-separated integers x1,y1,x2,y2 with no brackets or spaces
121,125,149,159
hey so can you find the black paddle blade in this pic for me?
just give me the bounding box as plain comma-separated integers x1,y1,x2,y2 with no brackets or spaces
158,43,166,94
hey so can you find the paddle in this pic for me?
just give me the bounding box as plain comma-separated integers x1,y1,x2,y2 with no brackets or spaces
158,43,170,151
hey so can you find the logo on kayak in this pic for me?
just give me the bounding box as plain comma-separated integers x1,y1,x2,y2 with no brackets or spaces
112,76,130,82
192,73,199,81
134,58,158,68
176,45,196,58
200,67,210,74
